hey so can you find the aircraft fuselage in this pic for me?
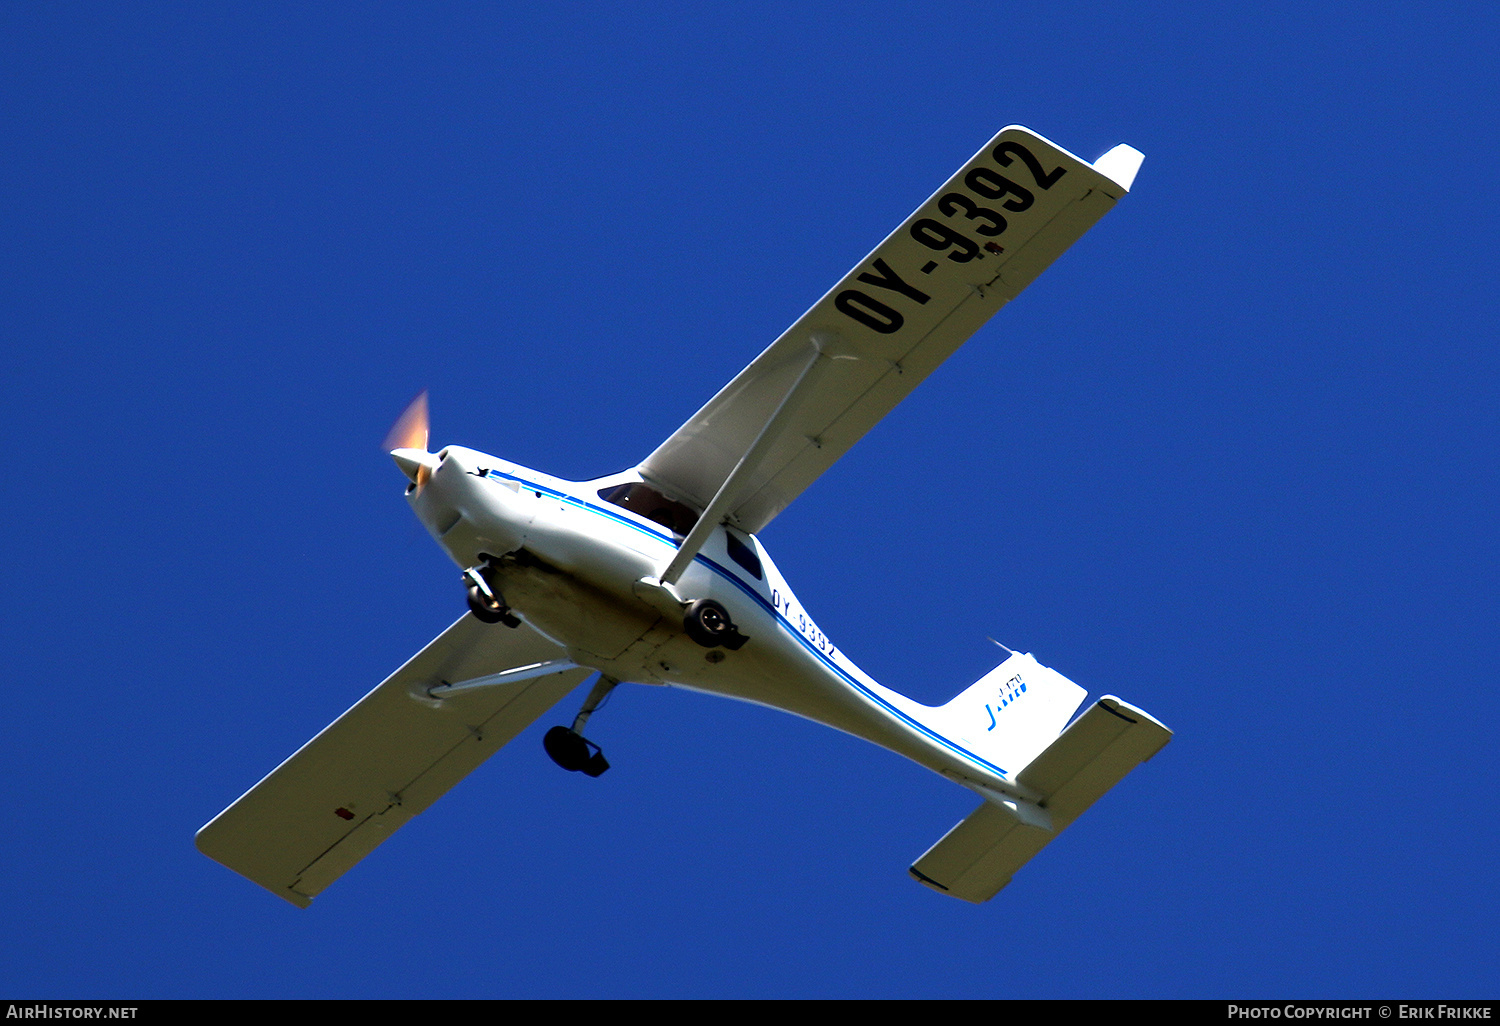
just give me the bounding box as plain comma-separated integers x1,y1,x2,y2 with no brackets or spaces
408,443,1025,797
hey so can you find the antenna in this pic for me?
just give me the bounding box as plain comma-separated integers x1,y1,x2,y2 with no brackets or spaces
986,637,1017,657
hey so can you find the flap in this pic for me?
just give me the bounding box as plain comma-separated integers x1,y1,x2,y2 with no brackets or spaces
196,615,591,907
640,127,1139,533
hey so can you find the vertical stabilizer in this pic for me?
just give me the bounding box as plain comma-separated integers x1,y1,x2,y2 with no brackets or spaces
926,652,1089,778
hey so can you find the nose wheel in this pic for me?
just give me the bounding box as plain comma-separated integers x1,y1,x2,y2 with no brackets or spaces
463,564,520,627
544,676,617,777
543,726,609,777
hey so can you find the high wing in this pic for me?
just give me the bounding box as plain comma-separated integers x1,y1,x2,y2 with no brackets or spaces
196,616,591,907
639,127,1144,535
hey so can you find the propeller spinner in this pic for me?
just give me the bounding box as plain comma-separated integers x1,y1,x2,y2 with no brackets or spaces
386,390,437,491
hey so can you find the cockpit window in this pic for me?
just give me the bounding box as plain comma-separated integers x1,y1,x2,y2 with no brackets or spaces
725,532,763,580
598,483,700,536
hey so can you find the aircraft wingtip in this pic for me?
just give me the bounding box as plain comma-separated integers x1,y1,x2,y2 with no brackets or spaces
1093,143,1145,192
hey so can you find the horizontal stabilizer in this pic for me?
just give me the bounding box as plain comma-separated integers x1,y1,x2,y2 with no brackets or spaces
910,697,1170,902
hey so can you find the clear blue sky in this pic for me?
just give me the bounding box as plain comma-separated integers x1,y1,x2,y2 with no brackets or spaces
3,2,1497,999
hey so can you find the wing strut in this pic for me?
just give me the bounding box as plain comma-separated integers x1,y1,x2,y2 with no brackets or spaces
658,344,826,585
638,128,1141,535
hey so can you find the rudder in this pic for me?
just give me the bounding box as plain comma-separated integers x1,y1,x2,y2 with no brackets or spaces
925,651,1089,778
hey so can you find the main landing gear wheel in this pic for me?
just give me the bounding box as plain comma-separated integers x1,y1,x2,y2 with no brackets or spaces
683,598,748,650
463,566,520,627
465,583,518,625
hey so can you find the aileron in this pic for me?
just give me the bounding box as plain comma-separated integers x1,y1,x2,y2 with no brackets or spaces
196,615,590,907
641,127,1141,534
200,121,1166,908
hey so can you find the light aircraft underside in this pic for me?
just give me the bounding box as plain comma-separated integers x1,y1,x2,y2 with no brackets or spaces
197,125,1171,908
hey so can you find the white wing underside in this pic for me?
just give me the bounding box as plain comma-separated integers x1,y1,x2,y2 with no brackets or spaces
196,616,591,907
639,127,1142,534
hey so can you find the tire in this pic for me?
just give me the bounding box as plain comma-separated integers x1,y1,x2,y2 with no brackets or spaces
467,583,510,624
683,598,734,648
543,726,590,772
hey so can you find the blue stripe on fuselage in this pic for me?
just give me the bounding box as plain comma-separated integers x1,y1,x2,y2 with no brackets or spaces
477,469,1009,779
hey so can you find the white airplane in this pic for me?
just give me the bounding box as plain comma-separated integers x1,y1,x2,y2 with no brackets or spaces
197,125,1170,908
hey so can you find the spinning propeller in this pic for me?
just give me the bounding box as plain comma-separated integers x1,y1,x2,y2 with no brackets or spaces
386,390,437,493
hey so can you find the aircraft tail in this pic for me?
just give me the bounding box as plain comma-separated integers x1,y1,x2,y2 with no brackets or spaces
905,653,1171,902
922,651,1090,777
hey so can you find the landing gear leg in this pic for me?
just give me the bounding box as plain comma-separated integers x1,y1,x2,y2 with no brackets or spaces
543,676,617,777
